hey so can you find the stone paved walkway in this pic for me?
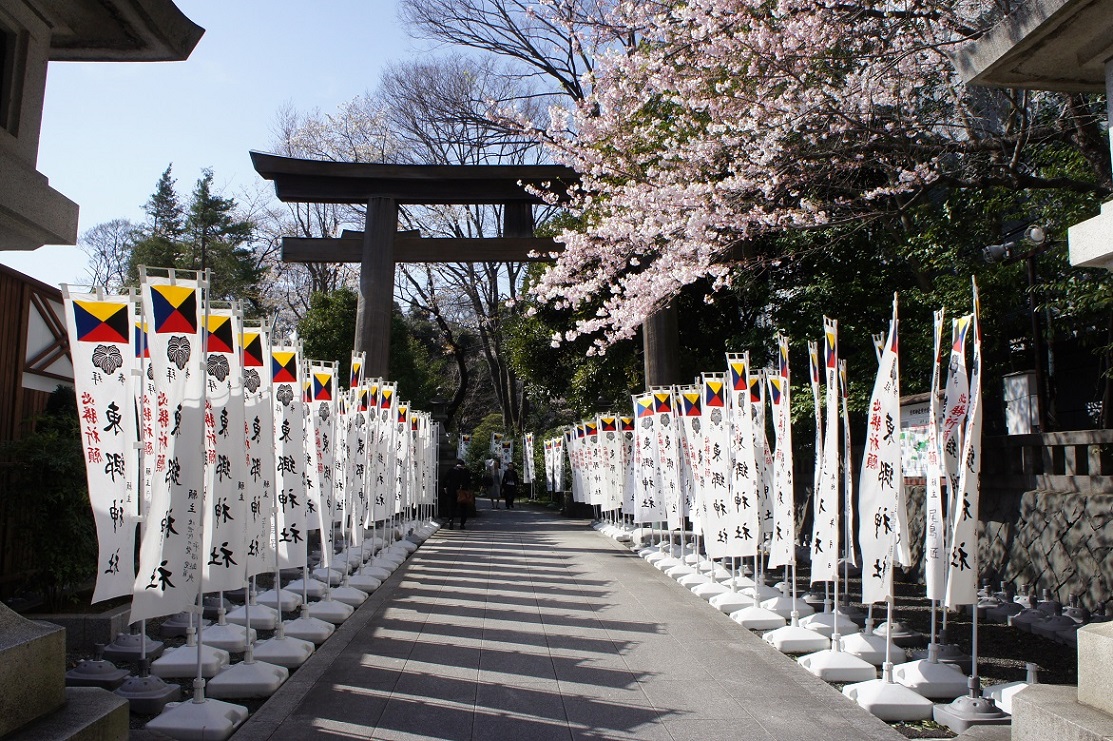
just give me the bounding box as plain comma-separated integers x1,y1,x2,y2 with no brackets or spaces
231,505,906,741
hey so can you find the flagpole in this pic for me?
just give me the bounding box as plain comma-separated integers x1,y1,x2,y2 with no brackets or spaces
193,268,212,704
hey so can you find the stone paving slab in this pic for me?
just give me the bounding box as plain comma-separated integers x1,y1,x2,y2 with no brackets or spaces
230,506,907,740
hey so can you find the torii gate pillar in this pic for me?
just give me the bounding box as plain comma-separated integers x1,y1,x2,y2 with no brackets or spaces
643,303,680,387
356,196,397,379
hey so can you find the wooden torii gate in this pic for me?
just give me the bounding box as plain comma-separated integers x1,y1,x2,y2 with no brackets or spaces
251,152,680,386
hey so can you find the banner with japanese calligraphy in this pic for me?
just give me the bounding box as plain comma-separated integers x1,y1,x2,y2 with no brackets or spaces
272,342,308,569
131,271,206,623
750,368,775,542
620,416,636,515
941,315,972,514
394,402,410,514
308,361,337,567
811,318,840,582
416,412,436,505
522,432,535,485
63,287,140,603
553,435,565,493
724,358,759,557
241,321,274,578
809,339,824,538
458,433,471,462
767,334,796,568
676,387,703,534
345,384,370,543
839,360,856,567
568,424,585,502
598,418,622,510
201,306,248,593
946,283,983,608
373,383,397,520
859,299,901,604
924,309,948,602
135,317,158,519
490,432,503,455
653,390,683,530
587,420,606,505
633,393,664,523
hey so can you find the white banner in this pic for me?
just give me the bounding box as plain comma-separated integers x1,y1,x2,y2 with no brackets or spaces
767,334,795,568
653,390,682,530
839,360,856,567
676,387,703,534
924,309,948,601
63,287,140,603
201,306,248,593
241,322,274,578
633,394,664,523
941,316,972,509
272,342,308,569
132,271,206,622
811,318,840,582
723,359,759,557
620,416,636,516
523,432,535,484
308,362,337,567
859,299,901,604
946,284,983,608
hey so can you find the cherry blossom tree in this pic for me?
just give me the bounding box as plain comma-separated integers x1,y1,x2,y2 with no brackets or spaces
506,0,1109,351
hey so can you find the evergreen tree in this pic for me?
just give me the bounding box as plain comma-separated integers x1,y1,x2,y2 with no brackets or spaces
184,169,259,307
145,164,185,240
127,167,264,314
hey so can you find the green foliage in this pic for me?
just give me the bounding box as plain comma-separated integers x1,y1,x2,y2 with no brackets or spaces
462,412,506,480
391,309,452,410
298,288,452,408
0,387,97,609
127,166,264,314
504,263,642,421
299,287,358,380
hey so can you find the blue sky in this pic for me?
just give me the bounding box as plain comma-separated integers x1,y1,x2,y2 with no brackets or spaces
0,0,422,287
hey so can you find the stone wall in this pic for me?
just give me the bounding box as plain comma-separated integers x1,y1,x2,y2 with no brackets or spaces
900,485,1113,607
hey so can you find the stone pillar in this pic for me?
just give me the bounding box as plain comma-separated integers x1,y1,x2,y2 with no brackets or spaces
643,303,680,387
355,197,397,379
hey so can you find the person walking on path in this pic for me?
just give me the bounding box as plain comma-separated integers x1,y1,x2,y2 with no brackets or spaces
444,459,473,529
484,457,502,509
501,462,520,509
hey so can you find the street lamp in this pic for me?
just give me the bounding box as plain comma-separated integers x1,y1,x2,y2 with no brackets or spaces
983,224,1055,432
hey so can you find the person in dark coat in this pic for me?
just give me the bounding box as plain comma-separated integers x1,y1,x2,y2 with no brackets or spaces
444,459,473,529
501,462,520,509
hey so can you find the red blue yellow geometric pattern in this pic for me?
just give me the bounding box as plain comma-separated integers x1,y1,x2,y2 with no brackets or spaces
271,350,298,383
73,299,129,343
149,284,198,334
